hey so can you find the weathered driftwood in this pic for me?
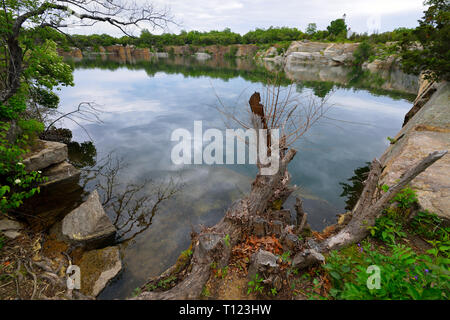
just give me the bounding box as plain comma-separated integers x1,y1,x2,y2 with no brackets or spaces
135,149,446,300
324,150,448,251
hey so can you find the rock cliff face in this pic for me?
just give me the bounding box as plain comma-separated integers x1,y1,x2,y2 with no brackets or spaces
170,44,258,58
20,140,82,231
59,190,117,249
284,41,359,66
57,47,83,60
379,80,450,222
58,44,259,61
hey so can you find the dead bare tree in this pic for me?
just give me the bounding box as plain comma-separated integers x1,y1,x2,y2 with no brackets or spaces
80,152,183,243
134,80,447,300
324,150,448,251
135,82,333,300
216,77,333,150
42,102,103,141
1,0,175,104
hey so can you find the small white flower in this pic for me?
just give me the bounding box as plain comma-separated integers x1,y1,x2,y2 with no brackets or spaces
17,162,23,166
38,171,42,174
14,179,21,184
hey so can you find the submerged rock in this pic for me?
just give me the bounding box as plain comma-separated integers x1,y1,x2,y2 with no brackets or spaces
379,82,450,222
61,190,116,248
78,246,122,297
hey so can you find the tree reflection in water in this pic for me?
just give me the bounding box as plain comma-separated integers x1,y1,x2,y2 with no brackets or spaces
80,152,183,244
339,162,371,211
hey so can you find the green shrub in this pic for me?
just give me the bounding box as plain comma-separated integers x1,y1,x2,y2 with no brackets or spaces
324,242,450,300
368,208,407,244
18,119,44,141
411,210,449,241
0,93,27,120
353,41,374,66
247,273,264,295
0,123,46,213
367,187,418,244
392,187,418,209
0,233,5,251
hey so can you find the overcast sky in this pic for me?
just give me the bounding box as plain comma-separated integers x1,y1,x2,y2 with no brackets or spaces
66,0,427,36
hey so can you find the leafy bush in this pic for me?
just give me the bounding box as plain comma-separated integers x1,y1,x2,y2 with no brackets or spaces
0,93,27,120
0,123,46,213
368,208,407,244
368,187,418,244
353,41,374,66
324,242,450,300
327,18,347,39
411,210,449,241
18,119,44,142
392,187,418,209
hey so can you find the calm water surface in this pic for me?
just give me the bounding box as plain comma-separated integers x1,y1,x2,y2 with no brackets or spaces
57,57,415,299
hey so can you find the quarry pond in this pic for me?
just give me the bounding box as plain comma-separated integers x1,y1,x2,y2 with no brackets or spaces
57,56,416,299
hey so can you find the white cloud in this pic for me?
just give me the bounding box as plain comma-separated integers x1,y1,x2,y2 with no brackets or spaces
63,0,425,36
329,95,407,117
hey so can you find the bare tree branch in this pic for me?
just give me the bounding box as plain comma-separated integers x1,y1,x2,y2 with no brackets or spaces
81,152,184,243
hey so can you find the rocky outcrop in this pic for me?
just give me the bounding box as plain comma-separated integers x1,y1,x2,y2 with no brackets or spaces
77,246,122,297
131,47,152,60
59,190,116,248
20,140,82,231
23,140,67,172
57,47,83,60
156,52,169,58
281,60,418,95
379,81,450,222
235,44,259,57
40,161,80,186
104,45,131,61
164,44,257,58
261,46,278,58
363,56,396,72
285,41,359,67
257,46,284,64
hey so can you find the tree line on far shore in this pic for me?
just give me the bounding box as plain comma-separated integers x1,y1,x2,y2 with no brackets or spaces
57,20,416,51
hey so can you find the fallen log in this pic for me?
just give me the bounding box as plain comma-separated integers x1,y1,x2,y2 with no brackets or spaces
134,149,298,300
324,150,448,251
